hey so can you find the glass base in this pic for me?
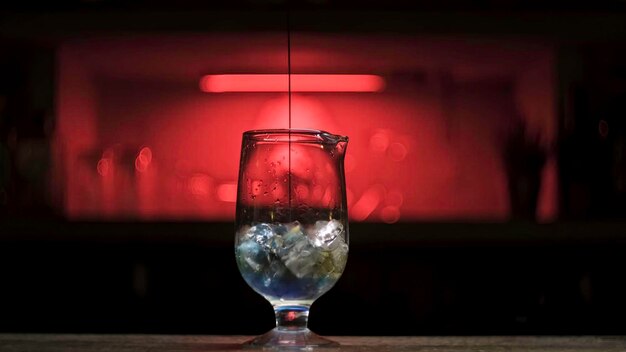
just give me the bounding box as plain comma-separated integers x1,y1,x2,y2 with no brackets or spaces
244,328,339,349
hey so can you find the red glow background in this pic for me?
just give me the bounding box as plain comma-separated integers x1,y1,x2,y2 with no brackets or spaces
55,34,557,222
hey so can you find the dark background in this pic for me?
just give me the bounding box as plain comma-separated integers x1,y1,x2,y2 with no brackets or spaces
3,0,626,336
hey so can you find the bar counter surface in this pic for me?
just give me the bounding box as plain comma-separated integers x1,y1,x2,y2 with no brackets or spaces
1,335,626,351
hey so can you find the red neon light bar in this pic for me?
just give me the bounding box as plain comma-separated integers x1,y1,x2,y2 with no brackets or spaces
199,74,385,93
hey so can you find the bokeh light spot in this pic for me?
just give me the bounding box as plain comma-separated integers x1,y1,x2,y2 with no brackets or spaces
381,206,401,223
599,120,609,138
388,142,408,161
97,158,111,176
217,183,237,203
352,186,384,221
189,174,212,197
386,190,404,207
135,157,148,173
369,131,390,153
138,147,153,164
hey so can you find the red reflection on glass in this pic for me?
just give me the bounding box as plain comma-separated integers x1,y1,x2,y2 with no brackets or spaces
251,180,264,197
286,311,298,321
296,184,310,200
241,141,339,208
200,74,385,93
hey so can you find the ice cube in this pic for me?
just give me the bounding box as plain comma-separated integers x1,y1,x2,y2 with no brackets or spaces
280,221,305,247
330,241,349,268
263,259,288,288
240,223,282,256
273,220,301,236
316,251,335,274
269,221,303,255
236,240,270,272
308,220,344,250
278,229,321,279
246,223,274,246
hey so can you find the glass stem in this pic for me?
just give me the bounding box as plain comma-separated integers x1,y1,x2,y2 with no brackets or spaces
274,305,310,331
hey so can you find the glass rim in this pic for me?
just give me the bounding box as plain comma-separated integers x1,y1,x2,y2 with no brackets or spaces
243,129,348,144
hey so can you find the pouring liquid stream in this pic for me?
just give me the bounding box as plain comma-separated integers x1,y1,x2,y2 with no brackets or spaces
287,9,292,222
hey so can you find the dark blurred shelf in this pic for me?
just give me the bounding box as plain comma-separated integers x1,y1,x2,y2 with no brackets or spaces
2,218,626,334
3,9,626,41
3,219,626,247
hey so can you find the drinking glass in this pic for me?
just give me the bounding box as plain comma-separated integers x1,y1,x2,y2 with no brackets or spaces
235,129,349,348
